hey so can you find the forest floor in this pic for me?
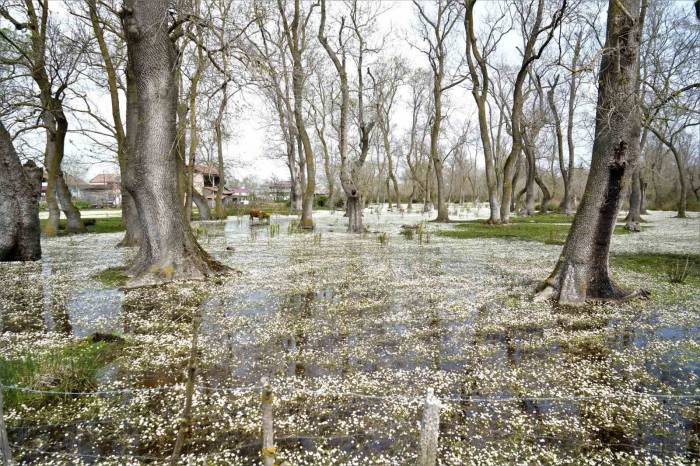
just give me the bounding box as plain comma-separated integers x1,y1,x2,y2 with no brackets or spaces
0,206,698,465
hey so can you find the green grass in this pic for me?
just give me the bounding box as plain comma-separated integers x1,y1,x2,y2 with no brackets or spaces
461,212,631,225
438,222,630,245
611,253,700,286
0,338,123,410
94,266,129,287
41,217,124,235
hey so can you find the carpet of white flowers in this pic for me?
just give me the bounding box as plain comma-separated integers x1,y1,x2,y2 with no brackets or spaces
0,207,698,465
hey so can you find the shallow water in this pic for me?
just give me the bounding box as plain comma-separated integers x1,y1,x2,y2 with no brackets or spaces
1,207,698,464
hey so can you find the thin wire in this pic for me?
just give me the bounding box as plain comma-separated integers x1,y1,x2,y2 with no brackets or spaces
3,383,698,404
0,383,260,396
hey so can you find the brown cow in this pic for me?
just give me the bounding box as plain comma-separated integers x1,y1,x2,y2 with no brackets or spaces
248,209,270,223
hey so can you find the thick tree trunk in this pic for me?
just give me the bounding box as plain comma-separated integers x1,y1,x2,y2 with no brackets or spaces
346,195,363,233
537,0,647,305
0,121,42,261
122,0,227,287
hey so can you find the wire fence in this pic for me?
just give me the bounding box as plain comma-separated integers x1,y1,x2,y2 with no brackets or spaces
1,381,699,465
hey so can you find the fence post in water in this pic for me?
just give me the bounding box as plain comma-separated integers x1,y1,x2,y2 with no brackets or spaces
261,377,276,466
418,388,440,466
0,385,12,466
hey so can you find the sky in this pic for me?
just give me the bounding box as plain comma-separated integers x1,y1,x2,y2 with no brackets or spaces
11,0,697,185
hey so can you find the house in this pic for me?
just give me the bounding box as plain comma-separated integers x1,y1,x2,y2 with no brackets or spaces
41,172,89,201
202,186,249,207
192,164,220,193
82,173,122,206
267,180,292,202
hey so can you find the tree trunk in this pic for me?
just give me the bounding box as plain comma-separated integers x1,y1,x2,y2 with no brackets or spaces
534,170,551,213
0,121,42,261
346,195,362,232
672,149,688,218
122,0,227,287
43,103,84,234
119,53,144,247
214,119,227,219
524,148,537,215
192,189,211,220
55,169,84,233
431,84,448,222
119,192,142,246
625,166,643,231
423,163,433,212
537,0,647,306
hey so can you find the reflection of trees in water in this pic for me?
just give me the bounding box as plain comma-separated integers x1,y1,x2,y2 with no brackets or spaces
0,262,71,335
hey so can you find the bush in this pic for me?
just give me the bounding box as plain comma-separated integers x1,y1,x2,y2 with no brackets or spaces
315,194,329,207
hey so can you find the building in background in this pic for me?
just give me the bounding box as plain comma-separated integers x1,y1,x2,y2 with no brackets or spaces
266,180,292,202
82,173,122,206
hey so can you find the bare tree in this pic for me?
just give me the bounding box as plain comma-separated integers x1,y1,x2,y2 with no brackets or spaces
463,0,509,223
277,0,316,228
318,0,378,232
537,0,648,305
1,1,86,235
413,0,465,222
498,0,567,223
371,57,405,212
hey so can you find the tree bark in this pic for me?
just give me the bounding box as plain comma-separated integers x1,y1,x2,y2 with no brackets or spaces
0,121,42,261
625,166,643,231
120,50,144,247
192,189,211,220
122,0,227,287
537,0,647,306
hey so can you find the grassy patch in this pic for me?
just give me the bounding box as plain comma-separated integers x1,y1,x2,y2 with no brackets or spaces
0,338,123,410
438,222,630,245
94,266,130,287
611,253,700,286
41,217,124,235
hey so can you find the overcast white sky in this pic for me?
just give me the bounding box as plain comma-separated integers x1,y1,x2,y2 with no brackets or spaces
22,0,696,185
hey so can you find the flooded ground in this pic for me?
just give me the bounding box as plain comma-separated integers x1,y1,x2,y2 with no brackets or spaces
0,206,698,465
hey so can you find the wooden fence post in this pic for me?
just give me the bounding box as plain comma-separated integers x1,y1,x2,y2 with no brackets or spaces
417,388,440,466
261,377,276,466
0,385,12,466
